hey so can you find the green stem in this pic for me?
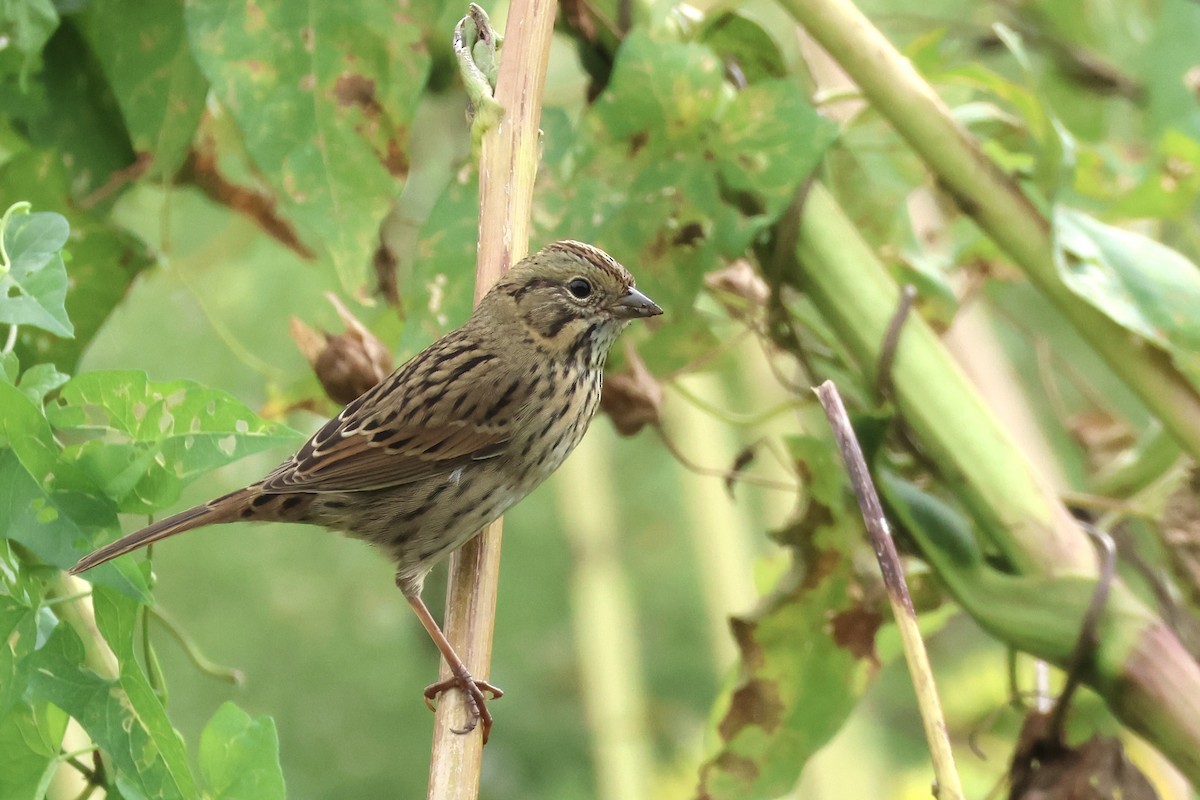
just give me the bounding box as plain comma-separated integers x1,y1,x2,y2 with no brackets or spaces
788,182,1200,782
0,200,32,274
554,432,654,800
781,0,1200,461
789,182,1091,575
147,604,244,686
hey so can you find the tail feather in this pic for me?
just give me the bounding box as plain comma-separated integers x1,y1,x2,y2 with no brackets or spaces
69,489,252,574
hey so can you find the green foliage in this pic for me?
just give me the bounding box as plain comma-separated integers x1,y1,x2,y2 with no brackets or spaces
199,703,287,800
1055,206,1200,389
47,371,299,514
698,428,875,800
0,203,293,796
0,205,72,339
186,0,431,290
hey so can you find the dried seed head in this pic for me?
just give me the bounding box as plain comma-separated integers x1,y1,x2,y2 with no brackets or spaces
291,293,393,405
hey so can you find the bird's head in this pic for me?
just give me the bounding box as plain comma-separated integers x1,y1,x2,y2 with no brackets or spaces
483,241,662,365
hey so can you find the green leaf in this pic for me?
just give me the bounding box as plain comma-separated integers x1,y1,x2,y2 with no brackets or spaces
46,370,301,514
200,703,286,800
592,32,728,142
696,556,874,799
0,151,155,371
15,362,68,405
29,588,198,799
700,12,788,85
0,701,67,800
185,0,432,290
1054,206,1200,390
11,25,137,198
0,380,61,485
528,32,835,373
1136,0,1200,138
0,0,59,83
406,170,480,351
0,209,73,338
715,80,838,216
0,450,148,599
0,351,17,384
0,542,44,720
80,0,209,176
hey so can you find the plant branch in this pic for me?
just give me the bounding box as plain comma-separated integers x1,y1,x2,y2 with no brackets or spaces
428,2,556,797
785,182,1200,782
816,381,964,800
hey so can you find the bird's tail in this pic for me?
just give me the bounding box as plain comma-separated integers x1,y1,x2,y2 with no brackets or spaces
69,488,253,574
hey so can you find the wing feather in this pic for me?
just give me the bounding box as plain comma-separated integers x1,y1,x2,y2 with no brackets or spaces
262,328,519,494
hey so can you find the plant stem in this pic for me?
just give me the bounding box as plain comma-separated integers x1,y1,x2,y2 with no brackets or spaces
788,182,1090,575
781,0,1200,460
427,2,555,797
555,431,653,800
816,381,964,800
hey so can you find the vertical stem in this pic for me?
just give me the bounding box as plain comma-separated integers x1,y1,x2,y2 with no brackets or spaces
427,2,556,798
555,432,653,800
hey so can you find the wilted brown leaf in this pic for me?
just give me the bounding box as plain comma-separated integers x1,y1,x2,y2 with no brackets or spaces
704,259,769,321
600,343,662,435
290,293,393,405
1008,712,1158,800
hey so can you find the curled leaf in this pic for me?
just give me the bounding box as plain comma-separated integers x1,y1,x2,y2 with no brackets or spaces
290,293,393,405
599,344,662,436
704,259,769,321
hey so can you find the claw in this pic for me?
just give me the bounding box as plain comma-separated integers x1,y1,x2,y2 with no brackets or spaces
423,674,504,743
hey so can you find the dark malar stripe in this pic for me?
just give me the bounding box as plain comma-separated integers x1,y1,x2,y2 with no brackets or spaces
542,309,578,339
567,323,600,362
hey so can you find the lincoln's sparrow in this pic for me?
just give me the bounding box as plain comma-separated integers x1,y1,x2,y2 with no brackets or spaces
70,240,662,739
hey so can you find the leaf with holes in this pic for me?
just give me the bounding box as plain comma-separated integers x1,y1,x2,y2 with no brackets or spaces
45,371,301,514
185,0,431,291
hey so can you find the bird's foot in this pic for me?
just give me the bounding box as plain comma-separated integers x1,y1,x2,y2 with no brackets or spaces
423,673,504,743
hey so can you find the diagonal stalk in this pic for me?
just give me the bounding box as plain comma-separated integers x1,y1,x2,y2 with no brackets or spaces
780,0,1200,460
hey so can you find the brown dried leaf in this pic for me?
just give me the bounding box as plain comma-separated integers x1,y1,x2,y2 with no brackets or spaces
1068,410,1135,472
704,259,769,321
1008,712,1158,800
290,293,393,405
600,344,662,436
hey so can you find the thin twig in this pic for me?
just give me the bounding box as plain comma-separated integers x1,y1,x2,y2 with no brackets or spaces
815,380,965,800
1045,523,1115,742
654,425,799,492
875,283,917,401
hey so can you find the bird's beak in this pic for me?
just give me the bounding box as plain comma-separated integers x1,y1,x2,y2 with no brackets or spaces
611,286,663,319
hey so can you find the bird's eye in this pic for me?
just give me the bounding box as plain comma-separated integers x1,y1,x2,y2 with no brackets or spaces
566,278,593,299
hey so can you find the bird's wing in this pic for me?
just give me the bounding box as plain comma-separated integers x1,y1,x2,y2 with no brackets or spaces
262,330,525,493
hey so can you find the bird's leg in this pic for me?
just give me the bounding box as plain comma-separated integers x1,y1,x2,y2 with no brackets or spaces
403,589,503,743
